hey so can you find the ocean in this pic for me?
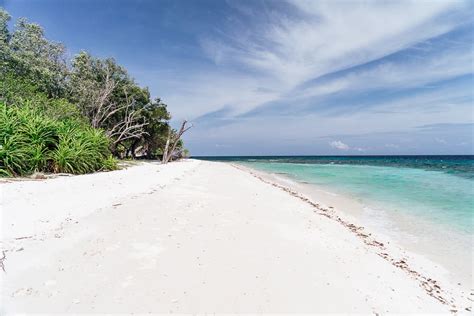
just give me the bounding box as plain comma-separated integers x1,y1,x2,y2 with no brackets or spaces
196,155,473,234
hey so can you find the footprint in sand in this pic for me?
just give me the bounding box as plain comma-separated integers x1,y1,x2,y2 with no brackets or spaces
12,287,36,297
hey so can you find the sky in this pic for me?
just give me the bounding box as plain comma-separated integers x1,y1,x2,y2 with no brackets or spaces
2,0,473,155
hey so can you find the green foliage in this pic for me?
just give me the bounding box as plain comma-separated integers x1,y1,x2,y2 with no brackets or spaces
0,103,116,176
137,98,171,158
0,8,10,43
0,74,83,121
7,17,68,97
68,52,174,158
0,7,182,175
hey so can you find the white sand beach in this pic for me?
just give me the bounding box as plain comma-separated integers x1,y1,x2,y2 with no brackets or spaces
0,159,471,313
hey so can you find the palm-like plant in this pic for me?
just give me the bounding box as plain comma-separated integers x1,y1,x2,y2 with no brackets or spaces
0,102,117,177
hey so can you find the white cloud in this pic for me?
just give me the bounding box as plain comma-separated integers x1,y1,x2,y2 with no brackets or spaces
154,70,281,120
175,0,470,119
209,1,466,80
298,47,473,100
329,140,350,150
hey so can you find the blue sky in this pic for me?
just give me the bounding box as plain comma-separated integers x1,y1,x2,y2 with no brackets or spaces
2,0,473,155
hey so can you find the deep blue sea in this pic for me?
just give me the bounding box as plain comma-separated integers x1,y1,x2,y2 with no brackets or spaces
196,155,474,233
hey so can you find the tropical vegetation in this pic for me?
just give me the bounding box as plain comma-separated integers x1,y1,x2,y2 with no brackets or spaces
0,8,186,177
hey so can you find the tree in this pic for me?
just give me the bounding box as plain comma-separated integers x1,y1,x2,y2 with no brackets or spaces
69,52,149,155
162,120,192,164
0,9,11,76
0,8,10,48
7,17,68,98
124,97,171,159
0,8,184,163
135,97,171,158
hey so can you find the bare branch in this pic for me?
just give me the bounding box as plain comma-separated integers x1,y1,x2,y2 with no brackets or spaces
162,120,192,164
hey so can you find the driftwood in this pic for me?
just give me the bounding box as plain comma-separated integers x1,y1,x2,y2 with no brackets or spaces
162,120,192,164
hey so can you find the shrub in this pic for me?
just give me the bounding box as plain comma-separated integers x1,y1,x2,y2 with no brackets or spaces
0,102,117,176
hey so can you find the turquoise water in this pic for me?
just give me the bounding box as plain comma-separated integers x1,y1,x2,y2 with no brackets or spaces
197,156,474,234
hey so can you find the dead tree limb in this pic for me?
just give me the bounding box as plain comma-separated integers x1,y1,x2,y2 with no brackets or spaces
162,120,192,164
80,66,147,151
162,130,171,163
105,89,148,151
89,66,117,129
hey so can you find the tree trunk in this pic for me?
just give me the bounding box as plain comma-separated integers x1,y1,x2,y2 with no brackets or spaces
162,132,171,163
162,120,192,164
130,139,140,159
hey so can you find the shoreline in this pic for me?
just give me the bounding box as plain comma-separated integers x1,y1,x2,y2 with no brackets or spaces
230,163,472,312
1,160,472,313
234,162,473,284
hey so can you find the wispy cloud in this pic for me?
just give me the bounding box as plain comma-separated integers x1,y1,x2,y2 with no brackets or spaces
170,0,472,119
297,43,473,100
242,0,465,81
159,70,280,119
164,0,473,155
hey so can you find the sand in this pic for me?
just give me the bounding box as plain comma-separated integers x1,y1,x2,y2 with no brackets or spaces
0,159,471,313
